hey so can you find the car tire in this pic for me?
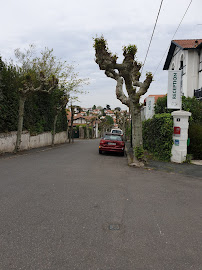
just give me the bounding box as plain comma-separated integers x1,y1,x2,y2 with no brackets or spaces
120,151,124,156
99,150,102,154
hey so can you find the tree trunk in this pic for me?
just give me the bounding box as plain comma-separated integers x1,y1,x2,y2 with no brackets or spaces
134,113,142,147
86,126,89,139
52,114,58,146
69,106,74,143
15,96,26,152
130,101,143,165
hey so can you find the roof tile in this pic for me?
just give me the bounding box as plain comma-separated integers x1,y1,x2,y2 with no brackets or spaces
173,39,202,49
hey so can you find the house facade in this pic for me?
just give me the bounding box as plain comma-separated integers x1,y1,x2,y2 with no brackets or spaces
163,39,202,99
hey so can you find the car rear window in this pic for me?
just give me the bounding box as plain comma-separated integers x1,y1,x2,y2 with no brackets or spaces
111,130,122,134
103,135,122,141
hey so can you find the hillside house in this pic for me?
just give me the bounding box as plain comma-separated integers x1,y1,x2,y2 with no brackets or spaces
163,39,202,100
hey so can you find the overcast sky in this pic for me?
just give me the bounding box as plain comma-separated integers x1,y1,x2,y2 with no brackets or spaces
1,0,201,109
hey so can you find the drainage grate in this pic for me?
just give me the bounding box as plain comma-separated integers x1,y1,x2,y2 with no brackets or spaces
109,224,120,230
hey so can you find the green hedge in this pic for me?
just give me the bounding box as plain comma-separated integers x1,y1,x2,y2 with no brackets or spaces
0,58,67,134
143,113,173,161
188,123,202,159
154,95,202,159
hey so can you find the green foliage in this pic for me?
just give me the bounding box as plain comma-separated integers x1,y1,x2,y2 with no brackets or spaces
182,96,202,123
188,122,202,159
154,95,173,114
134,146,144,161
0,58,67,134
93,35,108,50
105,115,114,125
143,113,173,161
146,72,153,79
0,59,20,132
183,154,193,164
154,95,202,159
155,96,202,123
123,45,137,56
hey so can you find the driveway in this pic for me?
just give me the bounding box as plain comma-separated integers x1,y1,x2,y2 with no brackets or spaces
0,139,201,270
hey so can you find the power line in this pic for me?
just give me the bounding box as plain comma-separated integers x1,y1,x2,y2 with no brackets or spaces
153,0,193,76
140,0,164,75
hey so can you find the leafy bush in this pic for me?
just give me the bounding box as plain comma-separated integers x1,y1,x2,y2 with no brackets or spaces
154,95,202,159
188,122,202,159
155,95,202,123
143,113,173,161
134,146,144,161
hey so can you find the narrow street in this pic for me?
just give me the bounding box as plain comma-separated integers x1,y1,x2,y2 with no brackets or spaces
0,139,201,270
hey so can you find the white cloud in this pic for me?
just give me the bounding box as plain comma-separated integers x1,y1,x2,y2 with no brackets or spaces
1,0,201,109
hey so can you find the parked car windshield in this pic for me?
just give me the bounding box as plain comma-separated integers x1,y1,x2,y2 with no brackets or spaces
103,135,122,141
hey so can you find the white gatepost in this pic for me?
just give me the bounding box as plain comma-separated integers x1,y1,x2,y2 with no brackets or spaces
171,110,191,163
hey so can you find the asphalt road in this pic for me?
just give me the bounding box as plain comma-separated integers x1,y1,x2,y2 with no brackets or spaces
0,139,202,270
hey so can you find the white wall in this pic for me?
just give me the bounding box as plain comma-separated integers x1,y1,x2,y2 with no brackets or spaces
168,47,202,97
0,131,67,154
187,50,200,97
198,49,202,88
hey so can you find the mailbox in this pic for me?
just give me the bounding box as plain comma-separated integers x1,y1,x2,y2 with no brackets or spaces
174,126,181,135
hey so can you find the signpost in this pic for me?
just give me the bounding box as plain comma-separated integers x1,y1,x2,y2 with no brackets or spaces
167,71,181,109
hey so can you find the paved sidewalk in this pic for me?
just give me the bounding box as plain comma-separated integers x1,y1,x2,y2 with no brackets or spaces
125,143,202,179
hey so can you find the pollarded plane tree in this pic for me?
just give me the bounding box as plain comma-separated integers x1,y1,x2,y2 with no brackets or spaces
14,45,88,151
93,36,153,163
15,69,58,152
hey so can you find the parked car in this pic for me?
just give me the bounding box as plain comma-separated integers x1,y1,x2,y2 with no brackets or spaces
99,133,125,156
111,128,123,136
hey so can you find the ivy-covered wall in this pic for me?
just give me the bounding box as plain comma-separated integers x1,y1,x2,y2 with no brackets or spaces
143,113,173,161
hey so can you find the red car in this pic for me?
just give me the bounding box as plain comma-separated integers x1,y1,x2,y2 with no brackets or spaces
99,133,125,156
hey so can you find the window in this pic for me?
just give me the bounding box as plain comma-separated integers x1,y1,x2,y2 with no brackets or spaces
199,52,202,72
179,54,186,75
103,135,122,141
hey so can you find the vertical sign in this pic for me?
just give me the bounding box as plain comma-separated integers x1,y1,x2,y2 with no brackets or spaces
146,96,155,120
167,71,181,109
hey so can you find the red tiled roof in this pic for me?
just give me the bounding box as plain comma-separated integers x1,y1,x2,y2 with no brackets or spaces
173,39,202,49
144,95,166,104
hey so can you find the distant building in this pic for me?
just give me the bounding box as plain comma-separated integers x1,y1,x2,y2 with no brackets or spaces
163,39,202,100
143,95,166,120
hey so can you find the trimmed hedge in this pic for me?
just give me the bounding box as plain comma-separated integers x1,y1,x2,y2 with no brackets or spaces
143,113,173,161
154,95,202,159
188,122,202,159
0,58,67,135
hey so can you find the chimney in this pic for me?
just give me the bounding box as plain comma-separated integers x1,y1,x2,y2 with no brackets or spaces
194,40,198,47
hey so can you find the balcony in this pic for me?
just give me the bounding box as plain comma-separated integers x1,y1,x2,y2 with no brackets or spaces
194,88,202,100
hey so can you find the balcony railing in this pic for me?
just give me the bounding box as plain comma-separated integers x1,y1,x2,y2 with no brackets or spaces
194,88,202,100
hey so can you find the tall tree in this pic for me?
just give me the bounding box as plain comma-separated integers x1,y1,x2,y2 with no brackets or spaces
14,46,58,152
52,87,69,146
93,36,153,164
14,45,88,151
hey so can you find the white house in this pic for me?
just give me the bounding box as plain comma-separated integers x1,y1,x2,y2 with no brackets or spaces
163,39,202,100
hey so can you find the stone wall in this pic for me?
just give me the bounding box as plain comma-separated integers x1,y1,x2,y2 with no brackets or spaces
0,131,68,154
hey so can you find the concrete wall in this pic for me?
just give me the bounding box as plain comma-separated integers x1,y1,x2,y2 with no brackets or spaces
0,131,68,154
